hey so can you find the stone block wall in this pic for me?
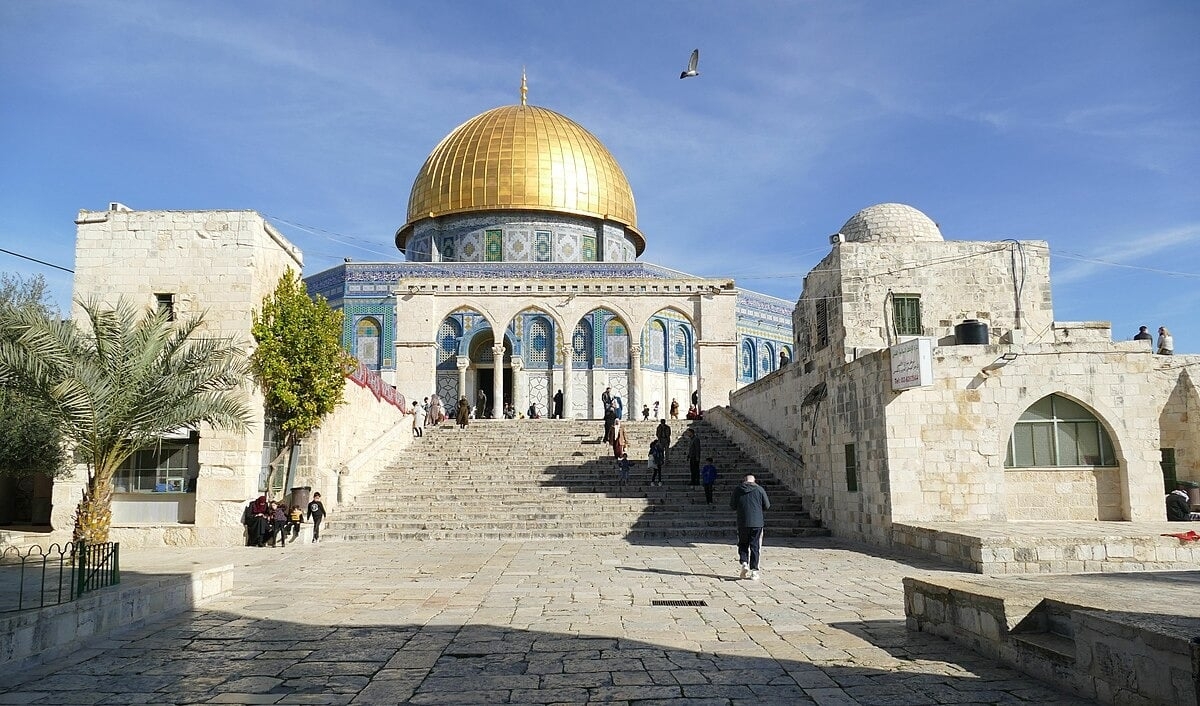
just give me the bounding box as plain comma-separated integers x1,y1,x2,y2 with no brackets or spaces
64,207,303,543
1004,469,1123,521
1159,368,1200,487
793,240,1053,367
294,376,412,510
731,334,1191,548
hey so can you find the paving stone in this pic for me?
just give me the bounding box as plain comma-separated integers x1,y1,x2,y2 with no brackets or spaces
8,538,1095,705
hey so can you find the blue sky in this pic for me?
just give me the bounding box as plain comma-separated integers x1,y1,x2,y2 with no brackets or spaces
2,1,1197,350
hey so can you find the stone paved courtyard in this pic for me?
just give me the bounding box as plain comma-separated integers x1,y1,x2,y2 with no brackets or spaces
0,538,1094,705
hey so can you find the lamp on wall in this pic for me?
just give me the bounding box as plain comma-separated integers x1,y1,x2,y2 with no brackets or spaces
981,352,1019,373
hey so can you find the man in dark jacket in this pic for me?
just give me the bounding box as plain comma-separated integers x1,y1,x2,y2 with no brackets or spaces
686,428,701,486
655,419,672,464
603,403,617,443
729,474,770,581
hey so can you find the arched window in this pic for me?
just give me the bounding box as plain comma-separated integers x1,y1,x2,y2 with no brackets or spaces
527,317,552,368
670,324,690,372
572,320,593,369
1005,394,1117,467
646,320,666,369
437,318,462,368
759,341,775,376
604,317,629,367
355,317,381,369
740,338,756,380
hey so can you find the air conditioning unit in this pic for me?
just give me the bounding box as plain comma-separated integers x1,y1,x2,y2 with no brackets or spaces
829,232,845,244
108,202,132,212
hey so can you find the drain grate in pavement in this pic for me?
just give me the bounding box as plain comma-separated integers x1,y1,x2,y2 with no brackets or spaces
651,600,707,607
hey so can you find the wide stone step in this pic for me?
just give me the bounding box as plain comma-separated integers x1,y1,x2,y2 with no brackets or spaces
328,418,822,543
332,526,832,541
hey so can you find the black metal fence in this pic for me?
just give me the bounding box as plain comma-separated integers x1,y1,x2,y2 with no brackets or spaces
0,541,121,613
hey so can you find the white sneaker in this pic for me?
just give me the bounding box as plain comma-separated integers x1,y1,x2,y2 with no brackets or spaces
750,570,761,581
739,563,749,579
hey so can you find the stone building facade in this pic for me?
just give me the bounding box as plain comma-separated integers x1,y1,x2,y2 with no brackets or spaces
724,203,1199,547
59,206,411,546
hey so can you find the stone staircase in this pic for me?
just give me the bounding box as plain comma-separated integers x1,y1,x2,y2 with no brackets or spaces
328,419,828,542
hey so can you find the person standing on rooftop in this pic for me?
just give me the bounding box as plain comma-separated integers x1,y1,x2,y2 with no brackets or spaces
1157,326,1174,355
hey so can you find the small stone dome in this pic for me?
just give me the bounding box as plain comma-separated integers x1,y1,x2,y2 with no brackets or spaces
838,203,942,244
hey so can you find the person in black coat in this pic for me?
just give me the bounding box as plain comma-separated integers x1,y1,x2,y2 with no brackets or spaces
1166,483,1193,521
602,404,617,443
729,475,770,581
552,389,564,419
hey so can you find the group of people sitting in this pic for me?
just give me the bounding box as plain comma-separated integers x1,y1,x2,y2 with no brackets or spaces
242,493,326,546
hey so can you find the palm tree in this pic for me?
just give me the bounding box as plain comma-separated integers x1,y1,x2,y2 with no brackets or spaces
0,298,252,543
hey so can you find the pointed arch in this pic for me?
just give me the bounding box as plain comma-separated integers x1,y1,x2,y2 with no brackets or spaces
436,316,463,369
644,319,667,370
758,340,775,376
670,323,692,374
571,318,594,369
1005,393,1118,468
740,338,756,381
526,316,553,369
354,316,382,370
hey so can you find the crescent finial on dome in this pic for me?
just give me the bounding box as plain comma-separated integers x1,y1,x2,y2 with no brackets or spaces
520,67,528,106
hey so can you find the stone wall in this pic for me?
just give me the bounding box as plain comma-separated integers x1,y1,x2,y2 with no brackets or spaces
294,375,412,510
793,240,1054,365
731,333,1195,548
1004,469,1123,521
65,207,303,544
1159,368,1200,486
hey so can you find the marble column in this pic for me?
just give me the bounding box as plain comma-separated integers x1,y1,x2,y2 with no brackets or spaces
491,343,505,419
510,358,525,419
628,342,642,422
560,344,573,419
456,357,469,406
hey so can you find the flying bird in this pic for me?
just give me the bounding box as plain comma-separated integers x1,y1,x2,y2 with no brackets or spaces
680,49,700,79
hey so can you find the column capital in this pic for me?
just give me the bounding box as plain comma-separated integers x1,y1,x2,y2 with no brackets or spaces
511,358,524,372
491,343,507,356
455,357,469,371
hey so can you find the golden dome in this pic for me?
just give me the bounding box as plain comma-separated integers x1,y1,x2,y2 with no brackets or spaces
398,104,643,254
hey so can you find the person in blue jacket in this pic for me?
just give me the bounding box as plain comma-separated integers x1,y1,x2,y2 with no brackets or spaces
700,457,718,504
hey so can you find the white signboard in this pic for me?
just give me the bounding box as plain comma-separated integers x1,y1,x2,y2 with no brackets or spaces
890,337,933,390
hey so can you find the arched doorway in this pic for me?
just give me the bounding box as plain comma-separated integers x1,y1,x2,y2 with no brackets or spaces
469,332,513,417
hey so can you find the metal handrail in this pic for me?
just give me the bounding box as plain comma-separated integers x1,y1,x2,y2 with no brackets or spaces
0,541,120,613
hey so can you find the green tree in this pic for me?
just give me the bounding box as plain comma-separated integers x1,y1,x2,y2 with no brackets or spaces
0,387,67,478
0,298,252,543
251,269,354,493
0,273,67,478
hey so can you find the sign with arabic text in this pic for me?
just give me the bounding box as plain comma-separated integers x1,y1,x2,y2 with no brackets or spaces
890,337,933,390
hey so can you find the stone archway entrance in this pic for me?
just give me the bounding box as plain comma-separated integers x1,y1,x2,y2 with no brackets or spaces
469,333,513,418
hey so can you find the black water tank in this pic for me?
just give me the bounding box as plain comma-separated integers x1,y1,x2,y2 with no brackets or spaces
955,319,989,345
